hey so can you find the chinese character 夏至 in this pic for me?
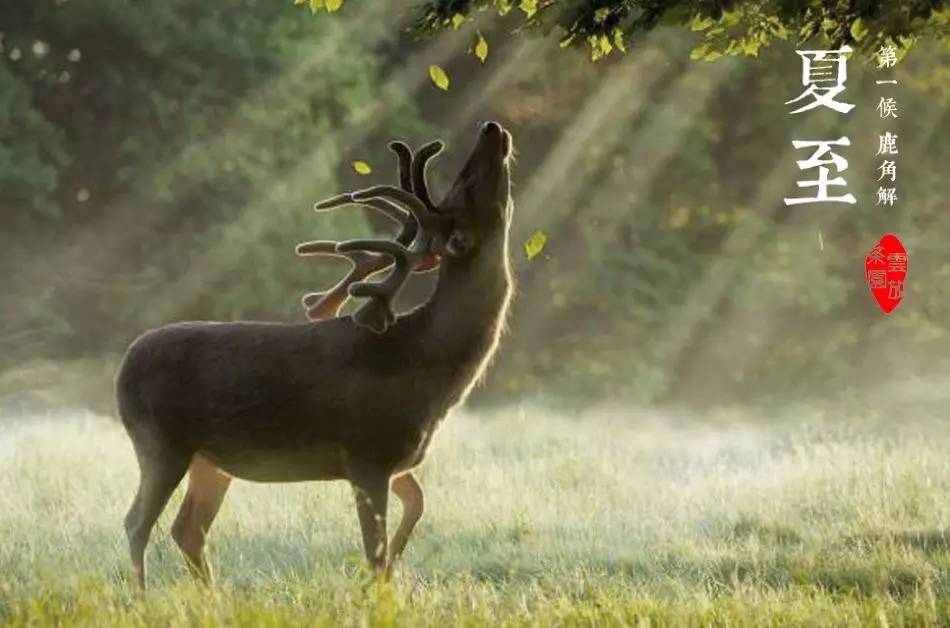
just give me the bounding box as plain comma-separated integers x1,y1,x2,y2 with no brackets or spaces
786,46,856,114
784,137,857,205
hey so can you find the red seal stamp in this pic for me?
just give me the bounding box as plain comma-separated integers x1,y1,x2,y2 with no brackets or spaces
865,233,907,313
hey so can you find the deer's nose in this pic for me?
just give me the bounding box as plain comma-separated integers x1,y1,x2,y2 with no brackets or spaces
480,121,502,136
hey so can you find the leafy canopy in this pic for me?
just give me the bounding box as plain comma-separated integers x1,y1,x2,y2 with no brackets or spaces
411,1,948,61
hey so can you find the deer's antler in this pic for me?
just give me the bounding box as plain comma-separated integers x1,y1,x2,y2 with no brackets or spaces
297,140,447,332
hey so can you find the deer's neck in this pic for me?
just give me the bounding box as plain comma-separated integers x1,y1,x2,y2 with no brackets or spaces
416,227,513,401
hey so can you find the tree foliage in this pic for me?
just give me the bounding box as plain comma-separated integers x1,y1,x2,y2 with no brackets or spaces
413,0,948,61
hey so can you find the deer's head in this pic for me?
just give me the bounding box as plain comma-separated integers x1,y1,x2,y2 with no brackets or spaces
439,121,513,259
297,122,514,333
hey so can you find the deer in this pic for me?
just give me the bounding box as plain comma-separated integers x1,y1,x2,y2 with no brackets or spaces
115,121,515,589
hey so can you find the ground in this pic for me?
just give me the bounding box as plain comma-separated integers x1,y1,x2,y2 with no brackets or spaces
0,406,948,626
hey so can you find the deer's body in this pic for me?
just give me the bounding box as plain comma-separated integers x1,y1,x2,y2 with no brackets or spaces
119,242,511,483
118,123,514,588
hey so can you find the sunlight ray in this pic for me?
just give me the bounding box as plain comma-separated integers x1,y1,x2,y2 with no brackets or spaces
144,26,533,320
512,33,683,229
650,97,947,397
507,47,741,365
5,5,458,319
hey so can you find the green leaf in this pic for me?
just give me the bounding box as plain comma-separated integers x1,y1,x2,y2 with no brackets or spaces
308,0,324,15
850,17,868,41
429,64,450,90
352,160,372,175
451,13,465,29
325,0,343,11
613,28,626,53
689,15,716,32
520,0,538,19
741,38,759,56
523,229,548,261
474,31,489,63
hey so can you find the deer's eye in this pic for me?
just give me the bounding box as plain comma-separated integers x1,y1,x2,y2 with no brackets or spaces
446,231,474,257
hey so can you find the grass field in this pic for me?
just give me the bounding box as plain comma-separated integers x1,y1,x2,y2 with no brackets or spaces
1,406,949,626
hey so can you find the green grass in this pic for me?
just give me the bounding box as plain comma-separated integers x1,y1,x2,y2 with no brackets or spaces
1,407,949,626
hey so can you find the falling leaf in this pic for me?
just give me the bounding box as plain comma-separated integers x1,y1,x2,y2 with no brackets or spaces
474,31,489,63
818,229,824,251
523,229,548,261
352,160,372,175
429,64,450,90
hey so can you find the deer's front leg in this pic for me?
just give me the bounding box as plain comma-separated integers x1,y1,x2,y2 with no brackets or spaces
388,472,424,574
349,464,390,576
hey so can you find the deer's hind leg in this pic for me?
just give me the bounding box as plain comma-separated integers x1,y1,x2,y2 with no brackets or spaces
171,454,232,585
125,440,191,590
388,471,424,574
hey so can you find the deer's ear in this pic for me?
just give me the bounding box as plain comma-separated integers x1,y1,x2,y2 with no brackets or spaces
445,230,474,257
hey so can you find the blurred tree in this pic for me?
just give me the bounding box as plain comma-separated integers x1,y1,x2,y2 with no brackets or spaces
0,63,68,219
0,0,425,366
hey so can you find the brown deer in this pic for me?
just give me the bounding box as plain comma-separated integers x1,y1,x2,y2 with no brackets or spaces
116,122,514,589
